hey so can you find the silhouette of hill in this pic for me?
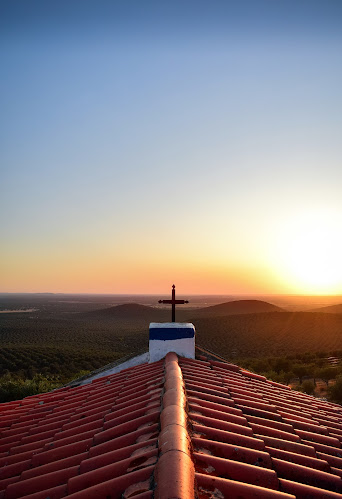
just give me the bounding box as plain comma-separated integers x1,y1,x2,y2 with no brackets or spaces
191,299,285,318
86,303,172,322
308,304,342,314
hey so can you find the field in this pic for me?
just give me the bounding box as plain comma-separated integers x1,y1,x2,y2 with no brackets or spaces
1,293,342,402
0,311,149,380
194,312,342,358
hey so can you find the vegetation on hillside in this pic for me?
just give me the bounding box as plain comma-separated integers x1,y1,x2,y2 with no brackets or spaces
328,375,342,404
0,346,118,380
0,374,62,403
235,350,342,404
1,298,342,403
0,345,121,402
193,312,342,358
236,350,342,384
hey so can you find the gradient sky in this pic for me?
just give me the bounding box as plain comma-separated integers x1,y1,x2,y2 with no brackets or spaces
1,0,342,295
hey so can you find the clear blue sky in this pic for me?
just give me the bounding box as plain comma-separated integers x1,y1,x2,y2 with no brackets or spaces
1,1,342,294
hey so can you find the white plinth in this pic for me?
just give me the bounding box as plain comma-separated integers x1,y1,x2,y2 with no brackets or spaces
149,322,195,363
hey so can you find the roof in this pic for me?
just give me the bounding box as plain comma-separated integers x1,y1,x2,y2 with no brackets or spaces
0,353,342,498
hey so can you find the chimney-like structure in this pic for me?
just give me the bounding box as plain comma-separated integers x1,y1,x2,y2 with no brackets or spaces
149,322,196,363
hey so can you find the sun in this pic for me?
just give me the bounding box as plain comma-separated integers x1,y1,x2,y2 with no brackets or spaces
274,210,342,294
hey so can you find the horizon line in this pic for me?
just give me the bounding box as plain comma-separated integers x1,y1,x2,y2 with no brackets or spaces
1,291,341,297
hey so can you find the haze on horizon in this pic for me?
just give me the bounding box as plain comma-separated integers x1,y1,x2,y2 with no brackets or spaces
1,1,342,296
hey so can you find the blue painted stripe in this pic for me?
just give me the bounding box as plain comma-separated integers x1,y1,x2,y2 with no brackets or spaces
149,327,195,340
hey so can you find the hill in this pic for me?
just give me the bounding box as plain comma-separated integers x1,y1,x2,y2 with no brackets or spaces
84,300,285,322
191,299,285,318
192,311,342,358
86,303,170,321
309,304,342,314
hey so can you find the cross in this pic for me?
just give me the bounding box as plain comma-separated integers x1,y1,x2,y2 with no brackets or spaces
158,284,189,322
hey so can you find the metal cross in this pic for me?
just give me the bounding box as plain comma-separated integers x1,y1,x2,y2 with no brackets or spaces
158,284,189,322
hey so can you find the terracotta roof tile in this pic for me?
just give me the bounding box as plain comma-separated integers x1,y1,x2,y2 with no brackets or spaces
79,440,157,474
5,465,79,499
1,353,342,498
279,478,342,498
265,446,331,472
21,453,88,480
193,451,279,489
196,472,295,498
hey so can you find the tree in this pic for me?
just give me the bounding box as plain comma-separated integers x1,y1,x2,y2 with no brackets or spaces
273,358,290,374
328,375,342,404
282,371,296,385
292,364,309,384
301,380,315,395
315,367,337,385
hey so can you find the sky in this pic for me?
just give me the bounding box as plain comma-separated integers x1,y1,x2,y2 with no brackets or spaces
1,0,342,295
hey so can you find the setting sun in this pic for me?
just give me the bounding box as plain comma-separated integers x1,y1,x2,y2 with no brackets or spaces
275,210,342,294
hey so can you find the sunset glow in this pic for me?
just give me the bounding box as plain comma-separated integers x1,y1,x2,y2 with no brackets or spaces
1,2,342,296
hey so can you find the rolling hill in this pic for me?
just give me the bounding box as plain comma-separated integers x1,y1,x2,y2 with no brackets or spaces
85,303,170,321
308,304,342,314
84,299,285,322
191,299,285,317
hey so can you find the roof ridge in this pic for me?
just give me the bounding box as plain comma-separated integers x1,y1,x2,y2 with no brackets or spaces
154,352,195,498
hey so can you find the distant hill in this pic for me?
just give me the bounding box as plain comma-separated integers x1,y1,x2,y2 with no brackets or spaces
85,303,171,322
308,304,342,314
85,300,286,326
191,300,285,318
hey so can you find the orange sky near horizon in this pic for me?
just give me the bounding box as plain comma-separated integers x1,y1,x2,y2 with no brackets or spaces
1,262,277,295
2,204,342,296
2,232,341,296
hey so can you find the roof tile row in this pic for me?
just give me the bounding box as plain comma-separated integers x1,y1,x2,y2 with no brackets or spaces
1,360,164,498
0,352,342,498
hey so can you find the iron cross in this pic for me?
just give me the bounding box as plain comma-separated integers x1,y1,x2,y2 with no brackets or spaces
158,284,189,322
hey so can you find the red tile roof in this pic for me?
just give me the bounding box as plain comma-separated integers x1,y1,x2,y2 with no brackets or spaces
1,353,342,498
